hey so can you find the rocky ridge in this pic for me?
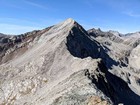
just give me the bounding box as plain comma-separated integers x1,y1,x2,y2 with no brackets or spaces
0,18,139,105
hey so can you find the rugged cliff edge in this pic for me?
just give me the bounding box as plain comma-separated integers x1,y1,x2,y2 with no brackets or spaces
0,18,140,105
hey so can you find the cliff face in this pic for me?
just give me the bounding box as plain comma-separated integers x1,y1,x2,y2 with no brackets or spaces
0,27,51,64
0,18,139,105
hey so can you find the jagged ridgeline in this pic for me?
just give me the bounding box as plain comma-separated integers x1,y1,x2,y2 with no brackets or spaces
0,18,140,105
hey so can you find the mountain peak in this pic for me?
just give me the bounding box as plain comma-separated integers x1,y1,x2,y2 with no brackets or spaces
52,18,76,31
0,18,140,105
65,18,75,22
59,18,75,26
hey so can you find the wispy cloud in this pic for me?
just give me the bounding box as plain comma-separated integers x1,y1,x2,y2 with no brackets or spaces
123,11,140,18
0,23,43,35
24,0,47,10
0,17,65,34
0,17,41,26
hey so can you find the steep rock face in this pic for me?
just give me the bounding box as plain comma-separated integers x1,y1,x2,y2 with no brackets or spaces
88,27,140,101
88,28,129,67
120,32,140,71
66,23,100,58
92,61,140,105
129,44,140,70
0,18,140,105
67,25,119,69
88,28,123,43
87,28,140,68
0,18,105,105
0,28,51,64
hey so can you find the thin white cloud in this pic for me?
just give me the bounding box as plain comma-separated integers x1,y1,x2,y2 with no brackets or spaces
24,0,47,10
0,17,41,26
0,24,43,35
0,17,65,35
123,11,140,18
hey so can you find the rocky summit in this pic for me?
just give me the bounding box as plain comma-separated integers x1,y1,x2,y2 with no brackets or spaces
0,18,140,105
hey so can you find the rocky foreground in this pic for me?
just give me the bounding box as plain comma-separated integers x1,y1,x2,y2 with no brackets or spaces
0,18,140,105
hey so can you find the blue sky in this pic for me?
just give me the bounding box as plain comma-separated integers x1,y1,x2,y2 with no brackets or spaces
0,0,140,34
